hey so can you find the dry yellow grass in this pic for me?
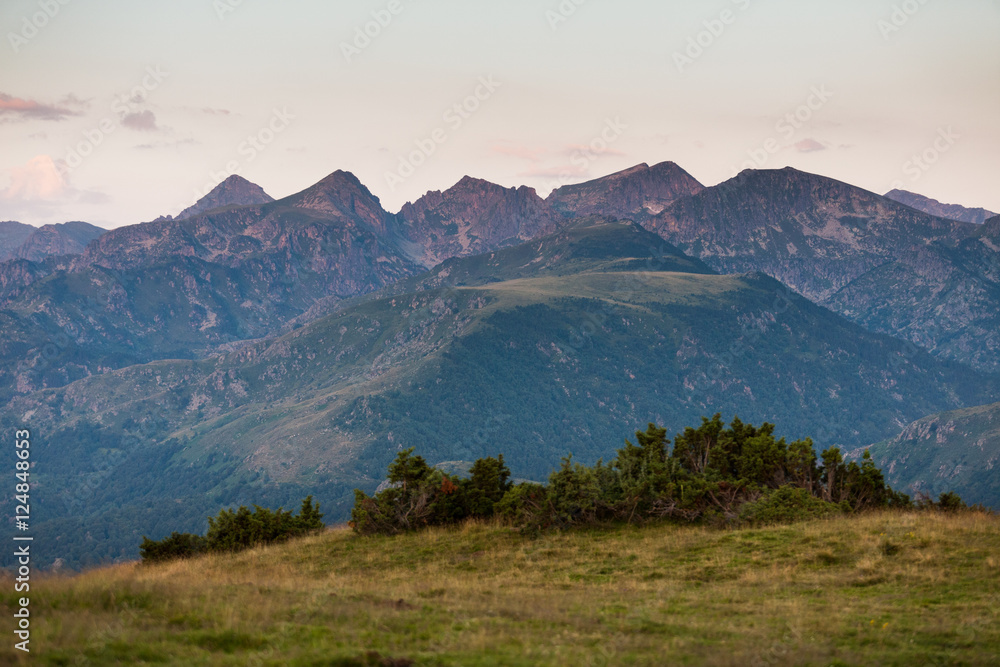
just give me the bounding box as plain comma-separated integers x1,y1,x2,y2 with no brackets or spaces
2,510,998,665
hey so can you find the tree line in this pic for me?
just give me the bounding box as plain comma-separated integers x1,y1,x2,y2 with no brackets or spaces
139,497,324,563
351,414,968,535
139,414,973,560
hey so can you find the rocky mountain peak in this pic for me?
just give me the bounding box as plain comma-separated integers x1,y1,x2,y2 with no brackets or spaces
284,169,390,234
396,175,561,268
547,161,704,219
174,174,274,221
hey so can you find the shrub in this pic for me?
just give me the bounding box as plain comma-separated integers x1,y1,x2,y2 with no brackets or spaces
139,532,206,563
351,450,516,535
351,449,451,535
937,491,967,512
547,455,601,527
466,455,513,517
738,486,843,526
140,496,324,563
495,482,547,524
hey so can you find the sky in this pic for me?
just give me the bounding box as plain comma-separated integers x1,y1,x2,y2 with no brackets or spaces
1,0,998,229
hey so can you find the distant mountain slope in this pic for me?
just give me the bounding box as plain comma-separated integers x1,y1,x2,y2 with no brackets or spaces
7,221,995,567
395,176,561,268
0,220,36,259
862,401,1000,508
825,222,1000,373
641,167,1000,371
173,174,275,220
547,161,704,220
12,221,106,261
885,189,996,225
647,167,972,300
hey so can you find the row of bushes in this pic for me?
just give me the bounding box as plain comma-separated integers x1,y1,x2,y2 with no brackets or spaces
351,415,966,535
139,496,324,563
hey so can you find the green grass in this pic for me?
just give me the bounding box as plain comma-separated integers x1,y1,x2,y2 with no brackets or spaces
3,510,998,665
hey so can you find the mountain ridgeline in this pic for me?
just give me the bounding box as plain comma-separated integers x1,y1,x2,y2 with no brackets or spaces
1,162,998,568
885,188,996,225
0,220,105,262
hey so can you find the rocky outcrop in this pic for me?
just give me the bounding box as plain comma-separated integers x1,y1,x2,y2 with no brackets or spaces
396,176,562,268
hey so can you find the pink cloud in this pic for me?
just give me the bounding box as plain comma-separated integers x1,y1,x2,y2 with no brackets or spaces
0,92,86,121
559,144,626,158
2,155,69,201
795,138,827,153
519,164,590,178
491,143,546,162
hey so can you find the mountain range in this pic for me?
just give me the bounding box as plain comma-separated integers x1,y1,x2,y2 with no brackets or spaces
1,161,997,568
553,166,1000,373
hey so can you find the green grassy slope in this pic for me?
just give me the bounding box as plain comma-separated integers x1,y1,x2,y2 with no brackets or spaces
4,511,998,665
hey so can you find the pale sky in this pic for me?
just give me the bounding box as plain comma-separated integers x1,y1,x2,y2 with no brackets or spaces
1,0,998,228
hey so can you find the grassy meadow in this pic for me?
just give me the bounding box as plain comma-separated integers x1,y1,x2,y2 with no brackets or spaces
3,510,998,665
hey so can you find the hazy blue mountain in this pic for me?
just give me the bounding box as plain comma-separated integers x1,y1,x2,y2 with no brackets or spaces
0,220,36,259
12,221,106,261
